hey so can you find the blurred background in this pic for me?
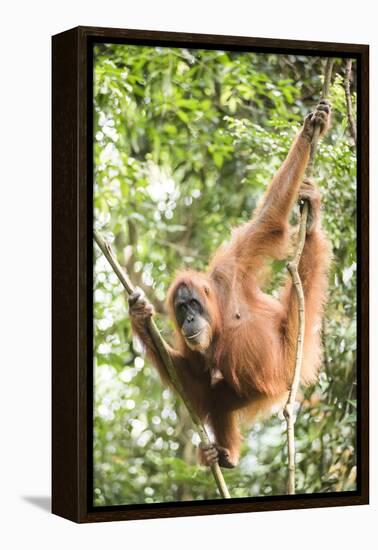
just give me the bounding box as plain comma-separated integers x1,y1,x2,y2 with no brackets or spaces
93,45,357,506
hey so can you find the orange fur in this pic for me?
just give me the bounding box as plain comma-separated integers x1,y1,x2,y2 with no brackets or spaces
130,109,332,467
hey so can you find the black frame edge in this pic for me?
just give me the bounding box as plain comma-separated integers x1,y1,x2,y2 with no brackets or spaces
52,28,80,522
358,44,369,505
78,25,369,52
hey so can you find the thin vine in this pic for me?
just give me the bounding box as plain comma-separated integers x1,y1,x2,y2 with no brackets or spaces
94,230,231,499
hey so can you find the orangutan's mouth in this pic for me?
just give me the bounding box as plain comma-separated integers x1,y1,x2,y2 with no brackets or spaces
185,329,204,340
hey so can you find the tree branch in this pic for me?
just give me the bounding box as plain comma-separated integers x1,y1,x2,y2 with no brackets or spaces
284,57,334,495
306,58,334,178
284,201,308,495
94,230,231,499
344,59,357,146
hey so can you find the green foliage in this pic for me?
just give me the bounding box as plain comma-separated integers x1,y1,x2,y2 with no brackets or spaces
93,44,357,505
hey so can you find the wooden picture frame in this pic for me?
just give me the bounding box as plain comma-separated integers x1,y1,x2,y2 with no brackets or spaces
52,26,369,523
